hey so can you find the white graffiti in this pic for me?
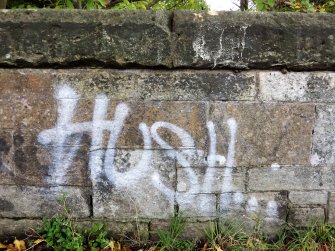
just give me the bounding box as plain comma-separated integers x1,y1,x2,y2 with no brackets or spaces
38,85,278,220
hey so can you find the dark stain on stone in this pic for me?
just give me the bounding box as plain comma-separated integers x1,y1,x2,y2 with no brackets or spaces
0,199,14,211
14,149,26,171
13,134,24,147
0,138,10,154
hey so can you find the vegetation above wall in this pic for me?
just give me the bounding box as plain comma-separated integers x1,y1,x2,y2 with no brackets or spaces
253,0,334,13
5,0,209,10
1,0,334,12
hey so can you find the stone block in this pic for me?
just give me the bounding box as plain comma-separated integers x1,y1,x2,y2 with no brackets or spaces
180,221,215,241
137,71,256,101
176,193,217,218
249,166,335,191
93,150,175,219
75,220,150,242
0,10,172,67
0,219,42,239
288,207,325,227
259,71,335,102
0,70,54,100
244,192,288,222
54,69,139,100
329,192,335,224
173,12,335,70
116,101,208,150
209,102,315,166
311,105,335,166
149,219,214,241
289,191,328,206
177,167,246,193
218,192,245,216
0,185,90,218
11,144,90,187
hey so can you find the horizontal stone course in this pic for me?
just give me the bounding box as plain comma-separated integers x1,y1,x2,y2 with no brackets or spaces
248,166,335,191
0,11,334,69
0,10,172,68
0,185,90,218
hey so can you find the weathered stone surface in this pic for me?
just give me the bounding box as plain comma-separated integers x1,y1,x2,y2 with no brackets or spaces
289,191,328,206
0,10,172,68
180,221,215,240
244,192,288,221
0,99,15,129
0,130,15,185
329,192,335,223
174,12,335,70
0,219,42,238
0,70,54,100
176,193,216,218
76,220,149,241
117,101,208,150
210,103,315,166
311,105,335,166
54,69,256,101
0,185,90,218
93,150,175,219
218,192,245,216
150,219,215,241
259,72,335,102
177,167,246,193
249,166,335,191
137,71,256,101
288,207,325,227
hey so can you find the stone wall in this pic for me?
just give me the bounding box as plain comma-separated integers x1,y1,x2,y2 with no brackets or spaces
0,10,334,239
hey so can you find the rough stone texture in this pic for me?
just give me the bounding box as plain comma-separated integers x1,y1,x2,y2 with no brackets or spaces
259,72,335,102
52,69,256,101
249,166,335,191
288,207,325,227
173,12,335,70
76,220,149,241
137,71,256,101
0,10,172,68
210,103,315,166
311,105,335,166
289,191,328,206
329,192,335,224
0,219,42,239
150,219,215,241
0,185,90,218
176,193,217,218
177,167,246,193
93,150,175,219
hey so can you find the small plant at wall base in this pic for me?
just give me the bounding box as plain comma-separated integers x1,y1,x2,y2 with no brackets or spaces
156,212,195,251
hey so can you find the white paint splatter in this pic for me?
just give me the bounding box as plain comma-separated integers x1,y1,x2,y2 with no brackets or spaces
310,153,320,166
271,163,280,171
266,200,278,218
246,196,259,213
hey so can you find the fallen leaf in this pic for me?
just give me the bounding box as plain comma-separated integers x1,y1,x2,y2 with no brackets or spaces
13,240,25,251
108,240,121,251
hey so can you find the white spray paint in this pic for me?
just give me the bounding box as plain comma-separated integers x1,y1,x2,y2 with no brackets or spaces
38,84,279,222
246,196,259,213
266,200,279,219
